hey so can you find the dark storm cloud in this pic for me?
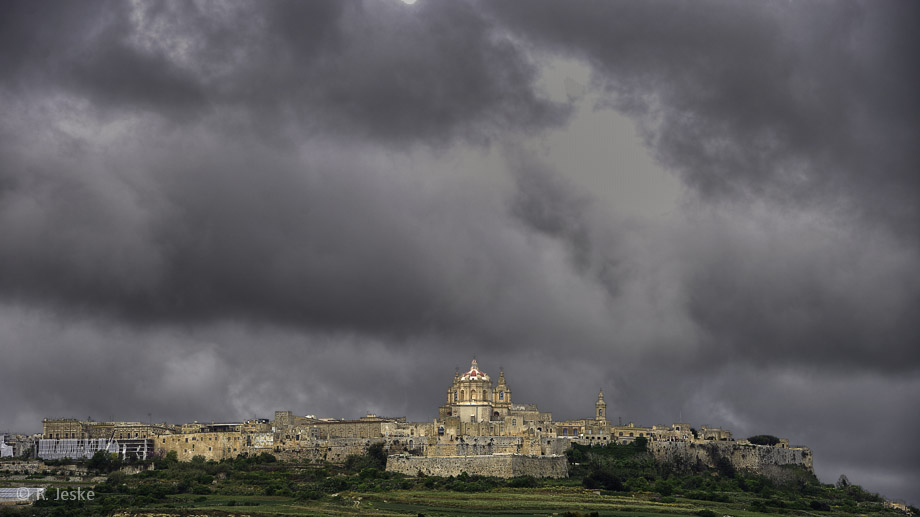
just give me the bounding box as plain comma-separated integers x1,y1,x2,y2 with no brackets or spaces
485,0,920,236
0,0,566,143
0,0,569,335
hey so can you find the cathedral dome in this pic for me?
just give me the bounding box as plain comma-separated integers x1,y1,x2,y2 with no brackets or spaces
460,359,490,382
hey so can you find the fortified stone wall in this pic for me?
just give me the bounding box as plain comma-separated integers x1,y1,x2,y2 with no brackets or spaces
649,441,813,475
385,453,568,478
272,438,385,463
424,436,568,457
511,454,570,478
155,432,245,462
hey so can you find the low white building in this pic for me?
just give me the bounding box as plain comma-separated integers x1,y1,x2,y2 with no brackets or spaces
0,435,15,458
0,487,45,505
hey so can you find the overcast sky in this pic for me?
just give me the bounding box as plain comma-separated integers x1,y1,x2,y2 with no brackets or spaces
1,0,918,505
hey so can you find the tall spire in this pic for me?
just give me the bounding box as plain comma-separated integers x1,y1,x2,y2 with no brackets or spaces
596,389,607,421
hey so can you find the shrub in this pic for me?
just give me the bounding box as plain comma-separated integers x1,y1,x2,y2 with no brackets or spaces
747,435,781,446
654,479,674,496
750,500,767,512
257,452,277,463
583,470,625,491
625,476,649,491
296,489,323,501
715,455,736,478
190,484,210,495
696,510,717,517
507,475,538,488
810,500,831,511
359,467,380,479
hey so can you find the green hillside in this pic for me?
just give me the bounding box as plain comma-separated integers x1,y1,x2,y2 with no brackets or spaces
0,443,914,516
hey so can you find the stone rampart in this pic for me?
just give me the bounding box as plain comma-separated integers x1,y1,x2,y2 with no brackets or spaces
649,441,812,476
385,453,568,478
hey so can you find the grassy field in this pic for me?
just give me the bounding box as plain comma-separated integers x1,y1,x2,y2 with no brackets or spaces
1,481,909,516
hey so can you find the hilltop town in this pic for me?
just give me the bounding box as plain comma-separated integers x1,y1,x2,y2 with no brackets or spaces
3,360,810,479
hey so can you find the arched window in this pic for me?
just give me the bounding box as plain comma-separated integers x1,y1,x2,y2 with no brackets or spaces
460,390,465,401
499,391,504,401
454,392,457,402
471,390,477,401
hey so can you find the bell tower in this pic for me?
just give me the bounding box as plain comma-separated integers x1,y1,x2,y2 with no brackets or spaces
495,368,511,406
595,389,607,422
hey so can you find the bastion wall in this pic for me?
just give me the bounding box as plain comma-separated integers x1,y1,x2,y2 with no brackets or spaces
385,453,568,478
649,441,813,474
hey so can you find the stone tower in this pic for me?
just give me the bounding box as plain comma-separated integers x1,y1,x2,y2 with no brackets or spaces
595,389,607,422
494,368,511,406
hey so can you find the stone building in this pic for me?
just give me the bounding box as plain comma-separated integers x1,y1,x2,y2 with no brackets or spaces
436,360,554,440
41,419,176,440
38,356,807,478
156,431,245,461
555,390,614,443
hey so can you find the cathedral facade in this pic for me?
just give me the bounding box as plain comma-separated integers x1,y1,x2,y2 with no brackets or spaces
438,360,512,423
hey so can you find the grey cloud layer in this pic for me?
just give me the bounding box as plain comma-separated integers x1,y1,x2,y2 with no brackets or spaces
0,0,567,143
1,0,918,505
487,0,920,236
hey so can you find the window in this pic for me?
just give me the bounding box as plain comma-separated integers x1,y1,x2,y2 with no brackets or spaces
562,429,568,436
512,419,517,425
454,392,457,402
471,390,477,401
460,390,465,402
499,391,504,401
